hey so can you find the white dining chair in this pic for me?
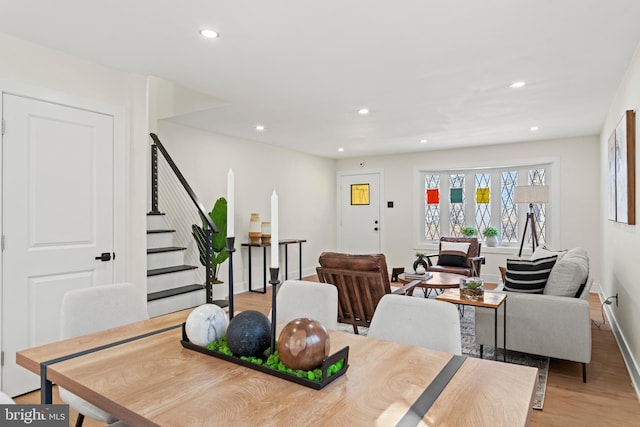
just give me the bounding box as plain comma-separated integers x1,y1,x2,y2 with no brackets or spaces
59,283,148,427
368,294,462,355
269,280,338,331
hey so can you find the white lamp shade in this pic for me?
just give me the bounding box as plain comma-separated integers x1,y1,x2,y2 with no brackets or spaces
514,185,549,204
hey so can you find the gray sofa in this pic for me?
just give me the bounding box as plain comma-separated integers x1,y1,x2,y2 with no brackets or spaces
475,247,592,381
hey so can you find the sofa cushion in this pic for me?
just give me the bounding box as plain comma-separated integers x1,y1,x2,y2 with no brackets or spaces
543,247,589,297
437,241,470,268
531,246,567,261
503,256,558,293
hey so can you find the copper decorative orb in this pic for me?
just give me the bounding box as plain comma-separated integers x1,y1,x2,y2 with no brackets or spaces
226,310,272,357
278,318,330,370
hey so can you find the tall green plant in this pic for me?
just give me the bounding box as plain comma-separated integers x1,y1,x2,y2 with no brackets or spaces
192,197,229,284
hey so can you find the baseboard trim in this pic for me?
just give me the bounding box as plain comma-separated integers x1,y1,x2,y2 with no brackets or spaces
598,287,640,400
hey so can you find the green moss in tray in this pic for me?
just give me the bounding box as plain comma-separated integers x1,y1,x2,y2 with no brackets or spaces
205,336,344,382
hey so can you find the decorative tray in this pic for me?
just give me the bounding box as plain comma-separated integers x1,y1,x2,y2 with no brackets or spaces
180,323,349,390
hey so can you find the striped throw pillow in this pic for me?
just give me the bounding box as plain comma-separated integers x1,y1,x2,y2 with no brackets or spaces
503,256,558,293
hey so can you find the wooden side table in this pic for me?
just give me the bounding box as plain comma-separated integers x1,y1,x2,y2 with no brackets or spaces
436,289,507,361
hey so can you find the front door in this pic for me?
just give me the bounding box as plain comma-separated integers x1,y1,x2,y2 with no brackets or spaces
1,94,115,396
338,172,381,253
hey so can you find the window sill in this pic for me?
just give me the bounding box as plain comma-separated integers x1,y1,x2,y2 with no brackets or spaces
414,243,529,257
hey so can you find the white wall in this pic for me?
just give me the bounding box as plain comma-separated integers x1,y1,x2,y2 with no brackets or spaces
600,42,640,390
156,120,337,294
0,32,148,293
336,135,601,284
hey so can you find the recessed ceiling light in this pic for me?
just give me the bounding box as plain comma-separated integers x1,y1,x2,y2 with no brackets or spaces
510,81,526,88
338,147,344,152
255,125,265,131
530,126,539,131
200,29,220,39
358,108,369,115
420,139,428,144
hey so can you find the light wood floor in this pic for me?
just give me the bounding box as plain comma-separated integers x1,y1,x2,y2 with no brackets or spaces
14,285,640,426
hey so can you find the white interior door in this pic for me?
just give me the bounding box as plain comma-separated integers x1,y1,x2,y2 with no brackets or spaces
1,94,115,396
339,172,381,253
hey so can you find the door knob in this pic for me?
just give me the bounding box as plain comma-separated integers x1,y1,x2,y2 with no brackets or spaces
95,252,112,262
374,227,379,231
374,220,379,224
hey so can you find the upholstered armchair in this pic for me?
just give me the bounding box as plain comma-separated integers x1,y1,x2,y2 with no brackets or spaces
425,237,485,277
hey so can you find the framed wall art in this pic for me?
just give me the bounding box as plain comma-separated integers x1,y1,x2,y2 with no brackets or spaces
350,183,370,205
608,131,617,221
609,110,636,225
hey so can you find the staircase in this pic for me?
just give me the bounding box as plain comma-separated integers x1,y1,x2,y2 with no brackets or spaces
146,212,206,317
146,133,218,317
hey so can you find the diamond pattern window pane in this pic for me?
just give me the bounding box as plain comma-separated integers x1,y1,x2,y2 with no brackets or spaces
449,174,465,236
501,171,518,243
528,168,547,245
475,173,491,234
424,175,440,240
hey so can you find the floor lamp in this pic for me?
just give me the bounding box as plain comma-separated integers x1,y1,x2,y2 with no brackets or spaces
514,185,549,257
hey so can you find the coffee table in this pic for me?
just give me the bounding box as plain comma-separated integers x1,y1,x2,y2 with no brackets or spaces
398,271,465,298
436,288,507,361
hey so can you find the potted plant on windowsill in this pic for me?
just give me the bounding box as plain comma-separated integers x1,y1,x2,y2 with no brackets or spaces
482,226,499,247
461,226,477,237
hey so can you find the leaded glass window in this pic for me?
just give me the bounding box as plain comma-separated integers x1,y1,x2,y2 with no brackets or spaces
475,173,491,234
528,169,547,246
449,174,465,236
419,165,550,249
424,174,440,240
501,171,518,243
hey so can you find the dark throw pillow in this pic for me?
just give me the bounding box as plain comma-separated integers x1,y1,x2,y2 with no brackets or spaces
503,256,558,294
437,241,471,268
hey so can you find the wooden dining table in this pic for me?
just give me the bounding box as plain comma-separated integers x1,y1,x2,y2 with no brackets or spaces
17,310,538,427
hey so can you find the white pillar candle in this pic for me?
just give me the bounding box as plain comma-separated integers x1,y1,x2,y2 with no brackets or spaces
271,189,279,268
227,168,234,237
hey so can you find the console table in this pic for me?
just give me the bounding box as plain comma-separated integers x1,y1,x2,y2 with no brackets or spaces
241,239,307,293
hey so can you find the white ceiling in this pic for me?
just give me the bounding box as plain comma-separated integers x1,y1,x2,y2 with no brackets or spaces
1,0,640,159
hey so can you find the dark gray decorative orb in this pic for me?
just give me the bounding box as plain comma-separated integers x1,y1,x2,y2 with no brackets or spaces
226,310,272,357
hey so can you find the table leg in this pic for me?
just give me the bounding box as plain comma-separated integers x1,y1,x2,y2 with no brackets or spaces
262,246,267,293
285,244,289,280
247,245,253,292
40,367,52,404
503,301,507,362
298,242,303,279
494,307,498,361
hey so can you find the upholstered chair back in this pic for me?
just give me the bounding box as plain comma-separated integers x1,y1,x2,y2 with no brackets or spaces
316,252,391,334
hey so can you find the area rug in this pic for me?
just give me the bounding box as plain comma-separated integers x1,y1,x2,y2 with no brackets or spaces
336,305,548,410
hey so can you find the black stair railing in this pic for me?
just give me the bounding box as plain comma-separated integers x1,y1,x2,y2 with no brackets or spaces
150,133,218,303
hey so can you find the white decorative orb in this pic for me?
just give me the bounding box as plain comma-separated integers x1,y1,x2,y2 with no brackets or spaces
185,304,229,347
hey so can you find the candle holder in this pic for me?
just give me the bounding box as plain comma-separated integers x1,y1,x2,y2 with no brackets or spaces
269,267,280,355
226,236,236,319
